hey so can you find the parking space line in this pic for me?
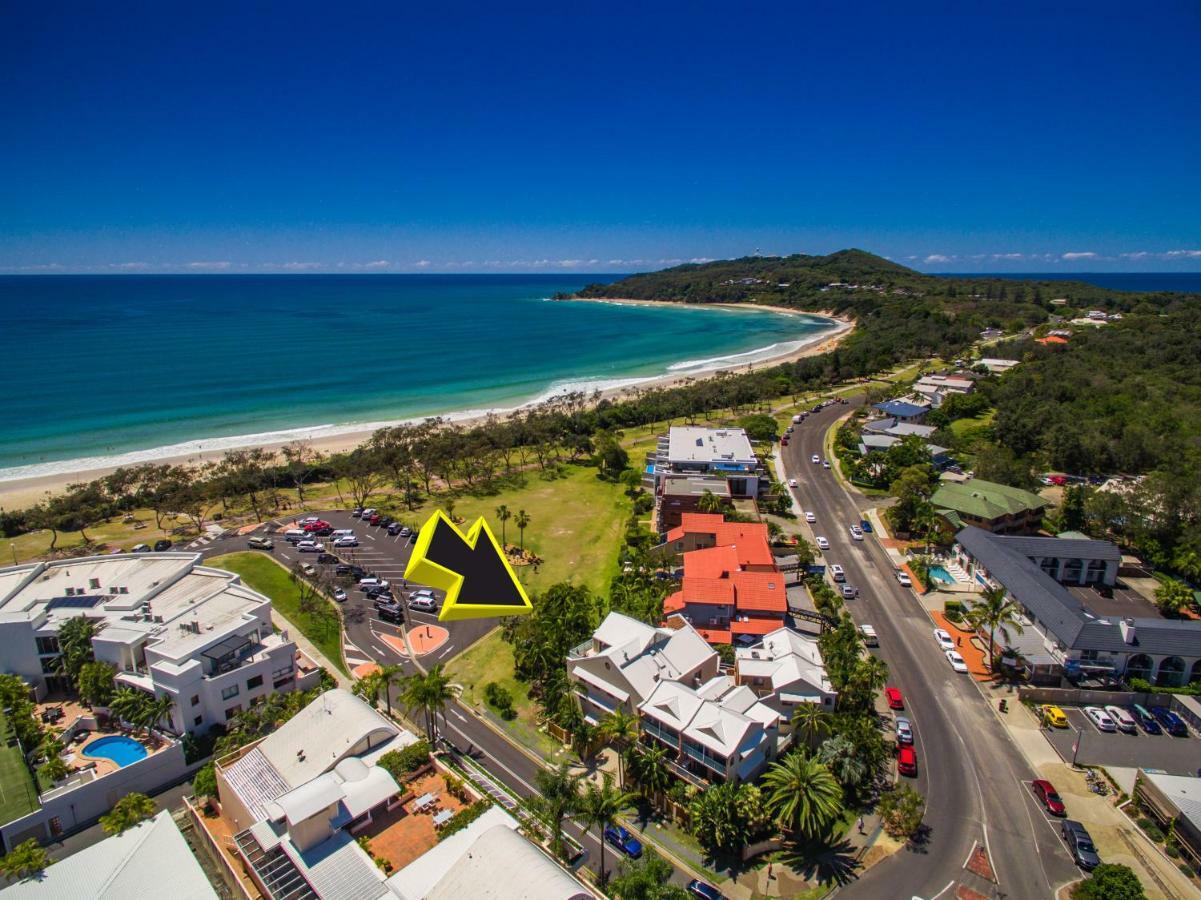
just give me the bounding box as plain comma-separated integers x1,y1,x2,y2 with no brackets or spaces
364,533,376,541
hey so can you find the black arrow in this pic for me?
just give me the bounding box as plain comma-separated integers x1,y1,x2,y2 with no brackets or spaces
426,517,527,607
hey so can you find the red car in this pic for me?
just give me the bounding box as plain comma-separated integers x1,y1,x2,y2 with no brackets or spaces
303,520,330,532
897,746,917,777
1031,779,1066,816
885,687,904,710
368,514,382,525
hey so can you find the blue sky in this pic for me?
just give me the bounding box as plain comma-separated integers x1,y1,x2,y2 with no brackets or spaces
2,2,1199,274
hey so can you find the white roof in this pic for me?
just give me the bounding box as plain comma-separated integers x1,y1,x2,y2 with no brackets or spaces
387,806,521,899
273,772,347,825
423,825,594,900
579,613,716,707
686,698,759,758
1142,772,1201,829
666,426,756,464
281,828,388,900
0,811,216,899
638,678,767,759
593,611,656,650
640,680,705,731
735,627,833,695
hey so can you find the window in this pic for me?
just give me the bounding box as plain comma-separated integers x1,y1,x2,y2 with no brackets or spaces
190,694,200,707
89,578,100,590
1080,649,1098,662
221,684,240,701
246,675,263,690
224,705,241,719
271,663,293,680
193,715,203,727
41,657,58,674
36,636,60,655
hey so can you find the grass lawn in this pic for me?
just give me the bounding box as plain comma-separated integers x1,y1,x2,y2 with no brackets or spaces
948,409,996,439
444,629,561,758
6,506,204,564
369,464,630,597
207,551,348,676
0,712,39,824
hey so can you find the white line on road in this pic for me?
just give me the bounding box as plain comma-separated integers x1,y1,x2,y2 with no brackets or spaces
928,880,956,900
436,645,454,659
444,718,540,795
364,533,376,541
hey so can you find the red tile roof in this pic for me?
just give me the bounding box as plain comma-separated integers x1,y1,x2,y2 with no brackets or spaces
730,617,783,636
665,512,727,542
680,577,736,606
683,545,740,580
663,591,686,613
732,571,788,612
696,628,732,644
1037,335,1069,345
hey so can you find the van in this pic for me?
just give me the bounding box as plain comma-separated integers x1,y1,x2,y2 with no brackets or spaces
830,564,845,583
331,529,355,539
284,529,306,543
792,414,803,424
859,624,878,647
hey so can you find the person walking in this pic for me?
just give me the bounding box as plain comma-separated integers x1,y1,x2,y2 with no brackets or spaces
857,816,865,835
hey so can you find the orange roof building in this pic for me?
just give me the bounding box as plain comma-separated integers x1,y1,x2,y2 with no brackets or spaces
1036,335,1069,345
663,514,787,644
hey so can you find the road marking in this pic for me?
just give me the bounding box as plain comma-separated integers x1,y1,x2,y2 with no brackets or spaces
364,533,376,540
444,717,540,795
345,655,371,665
928,880,956,900
436,645,455,659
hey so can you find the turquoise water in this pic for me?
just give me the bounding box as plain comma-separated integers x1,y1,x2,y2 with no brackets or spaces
0,275,836,479
84,735,148,767
928,565,956,584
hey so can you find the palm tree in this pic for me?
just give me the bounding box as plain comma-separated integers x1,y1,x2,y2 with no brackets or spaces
762,752,844,840
353,671,383,707
495,504,512,548
377,664,403,718
965,586,1025,672
597,708,640,787
629,743,672,808
530,761,582,860
577,774,637,883
401,665,455,743
515,509,531,551
109,688,150,733
791,703,832,747
141,693,175,739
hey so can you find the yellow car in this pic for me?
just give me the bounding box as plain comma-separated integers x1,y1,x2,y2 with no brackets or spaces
1041,705,1069,728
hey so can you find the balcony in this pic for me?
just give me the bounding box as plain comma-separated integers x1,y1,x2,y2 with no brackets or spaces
641,719,679,747
682,741,728,776
665,757,710,789
567,639,595,660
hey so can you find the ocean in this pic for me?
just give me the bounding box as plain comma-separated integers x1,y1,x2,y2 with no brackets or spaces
0,275,835,481
938,272,1201,293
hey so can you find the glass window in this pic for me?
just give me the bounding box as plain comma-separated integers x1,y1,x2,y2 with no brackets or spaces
221,684,240,701
193,715,203,727
246,675,263,690
190,695,200,706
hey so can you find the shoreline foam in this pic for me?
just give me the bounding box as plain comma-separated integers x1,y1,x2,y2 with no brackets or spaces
0,305,852,509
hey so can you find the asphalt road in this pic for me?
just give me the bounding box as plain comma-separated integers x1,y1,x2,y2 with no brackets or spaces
784,399,1080,899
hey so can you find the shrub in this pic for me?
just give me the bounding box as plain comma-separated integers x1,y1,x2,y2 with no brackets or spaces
944,599,964,614
1166,844,1180,858
378,740,431,779
438,800,492,840
484,682,516,720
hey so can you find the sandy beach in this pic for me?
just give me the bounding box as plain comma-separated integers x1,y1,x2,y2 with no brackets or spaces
0,303,853,510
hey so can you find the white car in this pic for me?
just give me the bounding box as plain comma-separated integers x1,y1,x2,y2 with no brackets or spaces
788,478,798,488
946,649,968,673
301,563,317,576
933,628,955,651
297,541,325,553
812,454,820,464
896,571,912,587
822,460,831,469
333,536,359,547
1084,706,1117,732
849,525,863,541
332,588,348,602
358,576,389,590
805,511,816,523
1104,705,1137,734
815,536,830,550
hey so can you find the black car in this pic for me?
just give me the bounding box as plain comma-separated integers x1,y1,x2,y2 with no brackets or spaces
687,880,724,900
153,539,172,552
1062,820,1101,870
373,596,399,611
335,564,353,576
366,586,392,599
378,516,393,528
312,526,334,536
348,565,366,579
387,522,403,536
377,602,403,622
317,553,339,564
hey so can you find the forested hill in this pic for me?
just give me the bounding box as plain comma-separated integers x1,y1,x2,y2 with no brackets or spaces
563,249,1197,367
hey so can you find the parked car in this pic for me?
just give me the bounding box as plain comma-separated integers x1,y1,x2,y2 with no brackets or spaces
399,527,413,538
788,478,798,488
946,650,968,673
317,553,339,564
805,511,816,523
366,586,393,600
297,541,325,553
896,570,912,587
1150,706,1189,737
301,563,317,576
387,522,403,535
1041,705,1070,729
368,514,382,525
781,436,789,446
373,595,399,612
897,746,917,777
933,628,955,651
335,564,353,575
1031,779,1066,816
333,536,359,547
1130,704,1162,735
686,880,724,900
603,825,643,859
377,602,403,622
153,539,172,552
351,507,364,518
332,589,348,603
1084,706,1117,733
303,520,330,532
1062,820,1101,870
895,717,913,746
378,517,394,528
815,536,830,550
311,526,334,536
131,543,152,553
811,454,820,464
300,515,319,525
859,519,873,533
848,525,863,541
359,576,388,590
1104,705,1137,734
885,687,904,710
840,584,858,599
408,595,438,613
247,536,274,550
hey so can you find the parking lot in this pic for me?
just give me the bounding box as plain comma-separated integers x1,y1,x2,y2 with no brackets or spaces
268,509,496,665
1041,706,1198,775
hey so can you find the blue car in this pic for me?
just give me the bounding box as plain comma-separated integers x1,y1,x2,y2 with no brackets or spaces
1150,706,1189,737
1129,704,1162,735
859,519,873,533
687,880,725,900
603,825,643,858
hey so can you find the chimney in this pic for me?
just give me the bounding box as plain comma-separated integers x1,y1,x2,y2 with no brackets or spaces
1120,617,1136,645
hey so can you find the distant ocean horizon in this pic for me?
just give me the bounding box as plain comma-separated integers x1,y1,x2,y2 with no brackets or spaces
0,275,836,482
937,272,1201,292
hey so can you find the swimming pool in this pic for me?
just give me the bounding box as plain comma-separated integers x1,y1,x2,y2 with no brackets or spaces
927,565,957,585
84,735,148,767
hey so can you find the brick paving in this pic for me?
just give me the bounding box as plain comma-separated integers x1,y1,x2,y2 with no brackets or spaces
363,771,467,870
930,611,992,682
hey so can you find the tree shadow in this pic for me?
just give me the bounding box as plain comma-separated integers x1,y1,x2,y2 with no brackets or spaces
778,835,861,887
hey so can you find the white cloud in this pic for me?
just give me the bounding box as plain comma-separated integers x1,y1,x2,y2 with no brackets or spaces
1164,249,1201,258
278,261,322,271
992,253,1024,260
413,259,431,268
924,254,951,264
111,261,150,270
186,260,232,270
689,257,714,264
363,260,391,269
1061,252,1097,260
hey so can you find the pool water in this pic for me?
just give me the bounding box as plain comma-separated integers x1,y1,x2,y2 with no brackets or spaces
84,735,148,767
927,565,957,585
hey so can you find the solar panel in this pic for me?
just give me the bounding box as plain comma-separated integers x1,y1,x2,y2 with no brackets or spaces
46,595,104,610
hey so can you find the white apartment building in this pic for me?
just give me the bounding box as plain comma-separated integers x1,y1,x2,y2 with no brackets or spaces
566,612,718,725
734,627,837,725
0,553,305,735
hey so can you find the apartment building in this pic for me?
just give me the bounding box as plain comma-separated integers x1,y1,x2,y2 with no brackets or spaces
0,554,306,736
932,478,1049,535
645,427,765,531
734,626,837,722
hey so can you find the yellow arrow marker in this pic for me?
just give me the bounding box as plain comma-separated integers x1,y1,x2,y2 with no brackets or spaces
404,509,533,622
